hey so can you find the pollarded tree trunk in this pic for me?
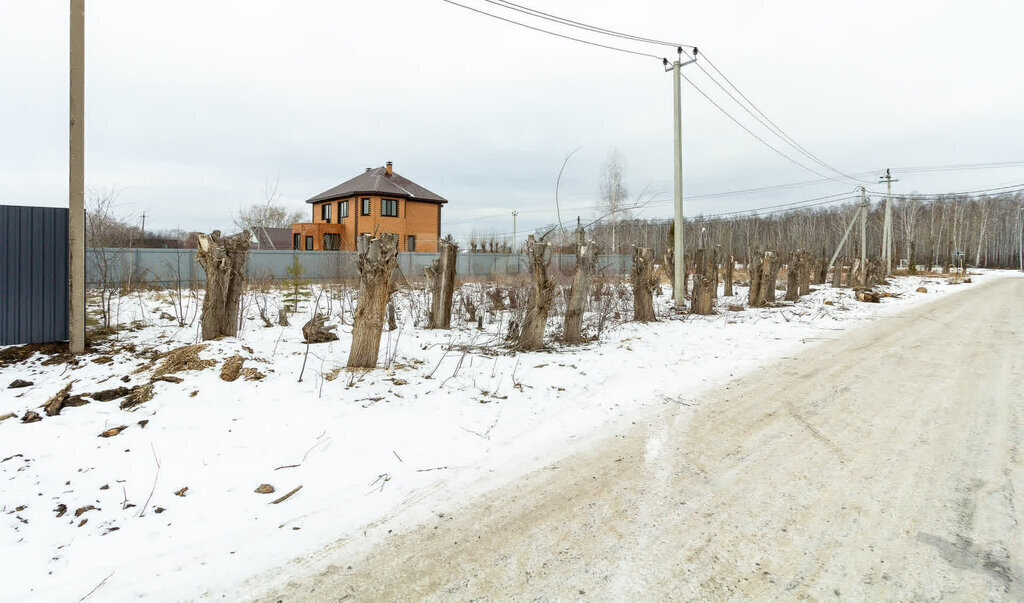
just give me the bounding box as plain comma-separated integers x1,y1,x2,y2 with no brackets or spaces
425,239,458,329
798,250,811,296
196,230,250,340
817,257,829,284
831,261,843,288
846,259,860,288
748,251,763,307
785,251,800,301
515,235,554,351
563,229,598,343
631,246,658,322
691,248,716,315
711,254,719,299
347,234,399,368
662,249,674,291
763,252,779,303
723,255,734,297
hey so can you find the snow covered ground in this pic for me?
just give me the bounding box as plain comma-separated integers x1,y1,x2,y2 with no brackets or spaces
0,270,1010,601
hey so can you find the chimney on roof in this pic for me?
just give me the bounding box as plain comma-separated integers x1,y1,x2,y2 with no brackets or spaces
385,161,393,176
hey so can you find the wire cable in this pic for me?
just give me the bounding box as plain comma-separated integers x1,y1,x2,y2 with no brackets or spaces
679,72,852,184
479,0,694,49
440,0,665,61
694,58,873,185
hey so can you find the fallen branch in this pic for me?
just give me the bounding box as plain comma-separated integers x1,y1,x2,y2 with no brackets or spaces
271,485,303,504
78,570,114,602
138,443,160,518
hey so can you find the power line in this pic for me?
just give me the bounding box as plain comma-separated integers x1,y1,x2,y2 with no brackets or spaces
895,160,1024,173
478,0,694,49
701,195,861,219
695,55,873,185
439,0,665,61
865,182,1024,200
679,71,853,185
695,190,858,218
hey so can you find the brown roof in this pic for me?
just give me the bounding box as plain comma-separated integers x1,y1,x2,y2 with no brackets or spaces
306,166,448,204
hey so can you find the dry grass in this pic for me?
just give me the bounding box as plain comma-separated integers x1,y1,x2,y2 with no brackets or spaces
152,344,215,378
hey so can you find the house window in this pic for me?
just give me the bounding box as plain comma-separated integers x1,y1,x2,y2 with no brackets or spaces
293,233,300,250
360,198,371,216
305,236,313,250
323,233,340,250
321,203,331,223
407,235,416,252
339,200,349,218
381,199,399,217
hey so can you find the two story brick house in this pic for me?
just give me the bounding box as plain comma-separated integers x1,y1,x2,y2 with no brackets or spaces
291,162,448,252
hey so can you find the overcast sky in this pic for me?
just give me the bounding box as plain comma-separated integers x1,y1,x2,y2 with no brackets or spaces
2,0,1023,241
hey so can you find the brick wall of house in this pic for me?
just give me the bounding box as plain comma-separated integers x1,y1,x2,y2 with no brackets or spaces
303,196,441,252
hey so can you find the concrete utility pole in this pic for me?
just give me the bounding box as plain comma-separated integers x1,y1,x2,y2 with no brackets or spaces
879,169,899,275
69,0,85,354
666,47,697,307
512,210,518,255
1019,206,1023,272
860,187,868,274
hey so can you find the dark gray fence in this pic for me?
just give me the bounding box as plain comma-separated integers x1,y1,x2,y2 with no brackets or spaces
85,248,633,287
1,206,69,345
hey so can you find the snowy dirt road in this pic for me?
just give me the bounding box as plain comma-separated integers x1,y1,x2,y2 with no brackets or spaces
264,276,1024,601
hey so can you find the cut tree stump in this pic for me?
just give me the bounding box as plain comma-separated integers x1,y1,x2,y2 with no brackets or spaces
723,255,734,297
425,239,458,329
748,250,764,308
515,235,555,351
846,259,861,288
631,246,658,322
763,252,779,304
798,250,811,297
563,228,597,343
302,314,339,343
196,231,250,340
785,251,800,301
662,249,674,291
347,234,399,368
831,261,843,288
691,248,716,315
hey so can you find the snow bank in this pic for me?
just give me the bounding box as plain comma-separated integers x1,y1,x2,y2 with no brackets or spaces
0,270,1013,601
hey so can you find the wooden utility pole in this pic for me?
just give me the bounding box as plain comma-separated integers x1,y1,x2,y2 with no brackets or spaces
69,0,85,354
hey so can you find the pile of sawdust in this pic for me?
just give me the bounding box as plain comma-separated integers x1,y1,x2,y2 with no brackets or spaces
152,344,215,378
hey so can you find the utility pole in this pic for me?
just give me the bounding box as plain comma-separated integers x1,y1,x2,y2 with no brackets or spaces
879,169,899,275
1019,206,1023,272
666,47,697,307
860,187,868,282
140,211,146,245
512,210,518,260
69,0,85,354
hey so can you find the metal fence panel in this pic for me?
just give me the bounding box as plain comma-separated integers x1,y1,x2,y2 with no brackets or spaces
83,248,634,287
1,205,69,345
